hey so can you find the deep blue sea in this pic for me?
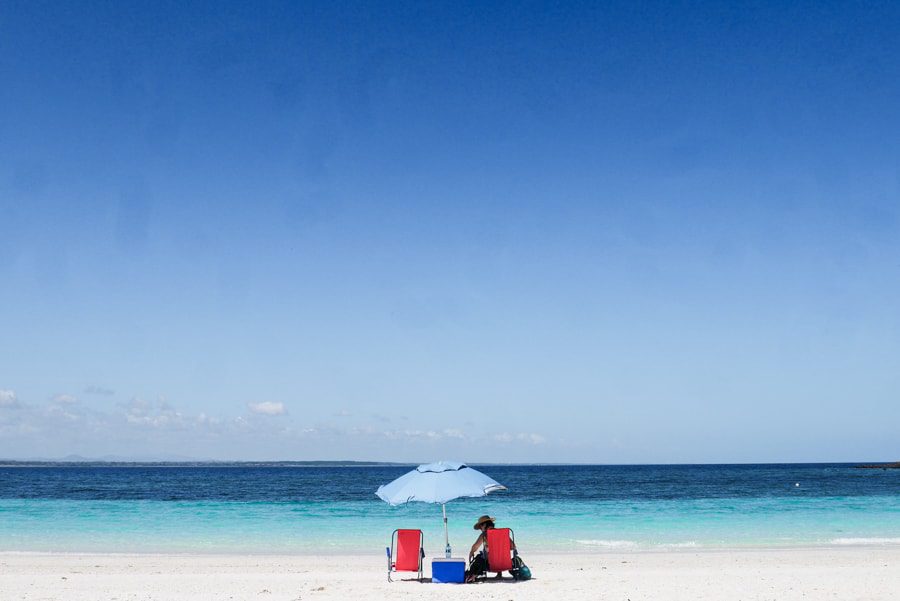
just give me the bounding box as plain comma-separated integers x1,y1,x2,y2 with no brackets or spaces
1,463,898,553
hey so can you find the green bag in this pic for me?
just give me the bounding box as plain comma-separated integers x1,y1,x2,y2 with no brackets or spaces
510,554,532,581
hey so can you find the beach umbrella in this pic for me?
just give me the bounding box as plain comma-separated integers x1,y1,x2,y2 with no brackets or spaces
376,461,507,557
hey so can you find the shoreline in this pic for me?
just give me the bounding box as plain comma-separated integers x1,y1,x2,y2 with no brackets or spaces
3,541,900,556
2,547,898,600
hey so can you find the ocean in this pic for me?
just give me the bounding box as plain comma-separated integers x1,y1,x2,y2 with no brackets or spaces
1,463,898,554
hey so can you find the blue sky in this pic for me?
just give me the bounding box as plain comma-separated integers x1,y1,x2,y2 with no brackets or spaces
1,1,898,462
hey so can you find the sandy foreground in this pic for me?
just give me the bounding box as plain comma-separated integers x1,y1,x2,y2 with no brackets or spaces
1,548,898,601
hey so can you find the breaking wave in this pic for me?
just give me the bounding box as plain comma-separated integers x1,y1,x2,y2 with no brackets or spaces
575,539,639,548
829,537,900,545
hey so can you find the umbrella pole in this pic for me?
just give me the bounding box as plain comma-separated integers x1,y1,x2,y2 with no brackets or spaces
442,503,451,558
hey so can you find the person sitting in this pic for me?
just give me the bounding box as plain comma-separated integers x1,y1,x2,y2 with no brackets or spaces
465,515,516,582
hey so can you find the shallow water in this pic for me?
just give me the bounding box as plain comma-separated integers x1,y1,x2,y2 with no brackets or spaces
1,463,898,553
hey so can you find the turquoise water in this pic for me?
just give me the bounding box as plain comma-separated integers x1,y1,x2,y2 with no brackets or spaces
1,464,899,553
2,496,900,553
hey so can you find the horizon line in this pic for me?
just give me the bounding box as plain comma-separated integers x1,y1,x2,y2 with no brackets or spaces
1,458,895,467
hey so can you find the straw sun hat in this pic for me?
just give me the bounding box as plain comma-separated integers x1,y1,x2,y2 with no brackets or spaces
473,515,496,529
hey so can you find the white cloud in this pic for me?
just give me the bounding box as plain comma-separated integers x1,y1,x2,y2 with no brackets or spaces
349,425,376,435
375,427,544,447
0,389,19,408
1,388,552,460
84,385,115,396
44,404,80,422
335,409,352,417
247,401,286,416
493,432,547,445
382,429,447,442
196,412,221,426
518,433,547,445
123,397,186,428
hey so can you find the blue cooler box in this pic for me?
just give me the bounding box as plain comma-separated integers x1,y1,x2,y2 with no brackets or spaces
431,558,466,583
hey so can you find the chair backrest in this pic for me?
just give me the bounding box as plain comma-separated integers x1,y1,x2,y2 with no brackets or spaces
394,529,422,572
486,527,513,572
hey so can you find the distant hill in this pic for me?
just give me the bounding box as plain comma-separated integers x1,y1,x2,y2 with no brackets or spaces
0,457,408,467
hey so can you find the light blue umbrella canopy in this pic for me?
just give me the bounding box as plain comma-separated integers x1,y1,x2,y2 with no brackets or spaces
376,461,507,505
376,461,507,557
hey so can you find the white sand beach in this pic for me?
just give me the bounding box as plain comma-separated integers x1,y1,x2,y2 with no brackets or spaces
2,547,897,601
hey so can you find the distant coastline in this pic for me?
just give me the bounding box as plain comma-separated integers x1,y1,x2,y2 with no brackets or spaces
0,460,408,468
3,459,899,468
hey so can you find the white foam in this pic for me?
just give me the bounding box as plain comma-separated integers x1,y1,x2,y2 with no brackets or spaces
829,537,900,546
574,539,638,548
656,541,699,548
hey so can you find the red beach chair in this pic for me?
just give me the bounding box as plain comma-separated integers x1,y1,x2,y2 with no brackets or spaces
386,529,425,582
486,527,516,575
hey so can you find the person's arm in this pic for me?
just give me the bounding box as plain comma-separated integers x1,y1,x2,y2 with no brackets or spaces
469,533,484,560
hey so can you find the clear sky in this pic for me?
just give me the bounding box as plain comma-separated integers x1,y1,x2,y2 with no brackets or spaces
1,1,898,463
